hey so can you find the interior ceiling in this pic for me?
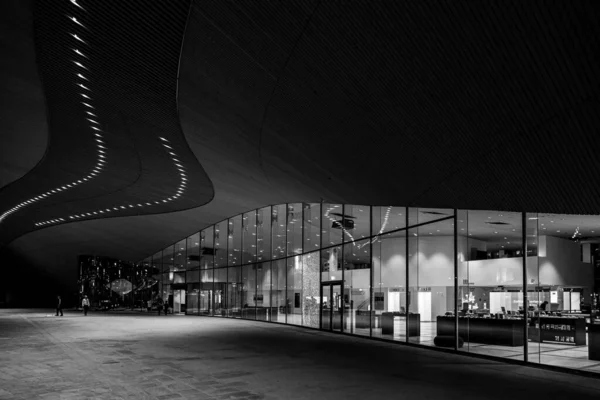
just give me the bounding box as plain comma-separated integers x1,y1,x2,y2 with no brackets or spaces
2,1,600,285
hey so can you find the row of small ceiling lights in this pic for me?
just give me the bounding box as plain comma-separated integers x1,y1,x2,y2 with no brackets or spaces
36,136,187,225
34,2,187,225
1,1,107,227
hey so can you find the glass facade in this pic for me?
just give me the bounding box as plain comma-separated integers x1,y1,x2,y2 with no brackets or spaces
136,203,600,376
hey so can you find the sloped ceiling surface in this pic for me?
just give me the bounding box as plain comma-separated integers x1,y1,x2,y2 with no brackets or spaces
0,0,213,247
180,0,600,215
2,1,600,287
0,0,47,189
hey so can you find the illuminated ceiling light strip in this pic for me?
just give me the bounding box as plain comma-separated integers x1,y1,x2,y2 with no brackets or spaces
70,0,85,10
68,16,86,29
39,137,189,225
73,48,87,58
26,5,112,228
71,33,86,44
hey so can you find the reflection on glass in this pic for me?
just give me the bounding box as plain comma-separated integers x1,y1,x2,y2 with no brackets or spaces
409,217,456,348
228,216,242,265
322,203,343,246
272,204,286,259
287,203,302,256
242,211,257,264
201,226,214,269
257,206,271,262
456,210,524,360
271,259,286,324
372,231,407,341
226,266,241,318
213,268,226,316
137,204,600,376
344,239,371,336
373,206,405,235
214,222,227,267
303,203,321,251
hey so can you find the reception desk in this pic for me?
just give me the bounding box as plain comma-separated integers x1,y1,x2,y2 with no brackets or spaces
381,313,420,336
437,316,524,346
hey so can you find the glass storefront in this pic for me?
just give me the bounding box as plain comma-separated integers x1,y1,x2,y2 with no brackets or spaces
135,203,600,376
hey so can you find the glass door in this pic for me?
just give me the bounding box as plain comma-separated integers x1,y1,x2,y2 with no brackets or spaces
321,282,343,332
173,289,186,314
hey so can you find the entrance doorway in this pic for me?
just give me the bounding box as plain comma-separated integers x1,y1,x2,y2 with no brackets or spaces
321,281,343,331
172,289,186,314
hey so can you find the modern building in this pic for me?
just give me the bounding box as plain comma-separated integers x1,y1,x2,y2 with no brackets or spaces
1,0,600,378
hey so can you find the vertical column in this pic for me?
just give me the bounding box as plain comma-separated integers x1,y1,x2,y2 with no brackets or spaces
319,200,324,330
405,208,410,340
255,210,259,320
301,204,305,326
285,204,289,325
341,204,346,333
369,206,373,338
454,209,458,351
522,212,529,362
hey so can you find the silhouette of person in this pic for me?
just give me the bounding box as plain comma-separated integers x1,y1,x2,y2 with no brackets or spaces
56,295,64,316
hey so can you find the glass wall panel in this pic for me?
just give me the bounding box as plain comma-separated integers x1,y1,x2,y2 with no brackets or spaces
201,226,214,269
287,256,302,326
185,233,200,315
213,268,227,316
373,206,406,235
372,230,407,341
241,264,256,320
138,257,158,310
456,210,469,350
408,207,454,226
214,221,227,267
242,210,257,264
344,205,370,242
321,246,342,283
343,239,371,336
271,204,287,259
257,262,273,321
228,216,242,266
257,206,272,262
186,233,200,273
455,210,523,360
322,203,343,247
161,246,174,312
272,259,287,323
287,203,303,256
227,266,241,318
303,203,321,252
186,283,199,315
408,217,455,348
151,251,162,309
531,213,599,372
199,268,213,316
139,203,600,376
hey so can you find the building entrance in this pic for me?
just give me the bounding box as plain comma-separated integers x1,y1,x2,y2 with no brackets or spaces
321,281,343,332
172,289,186,314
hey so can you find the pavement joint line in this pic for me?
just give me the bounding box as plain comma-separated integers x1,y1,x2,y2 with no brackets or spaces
18,314,101,374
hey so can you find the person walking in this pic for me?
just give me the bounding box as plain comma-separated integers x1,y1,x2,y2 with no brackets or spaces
55,295,63,316
156,297,163,316
82,295,90,316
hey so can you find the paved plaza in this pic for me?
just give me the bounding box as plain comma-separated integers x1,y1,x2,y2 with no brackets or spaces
1,309,600,400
